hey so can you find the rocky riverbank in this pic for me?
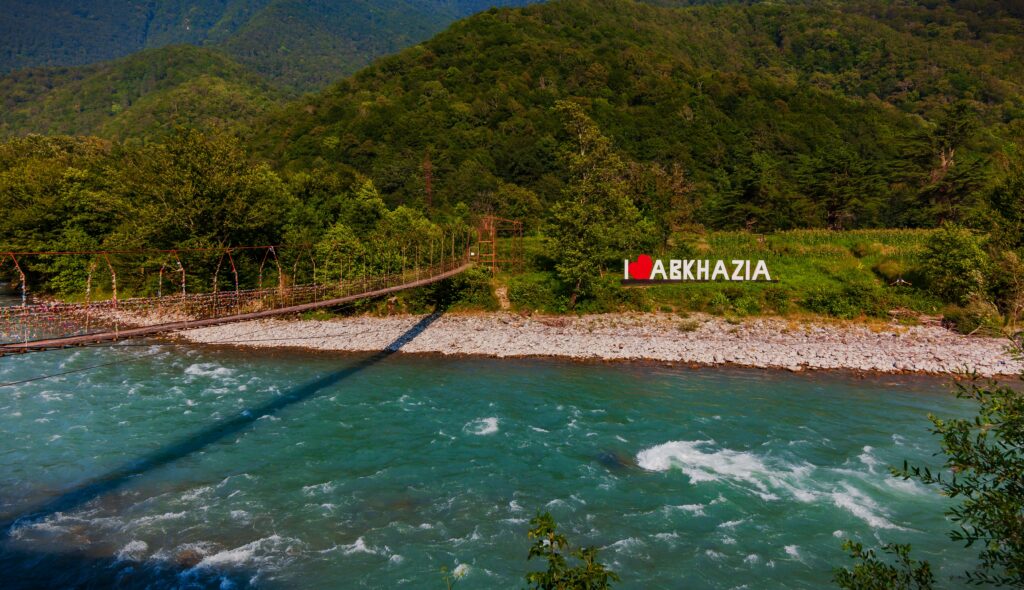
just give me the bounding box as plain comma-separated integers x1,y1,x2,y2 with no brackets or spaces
176,312,1023,377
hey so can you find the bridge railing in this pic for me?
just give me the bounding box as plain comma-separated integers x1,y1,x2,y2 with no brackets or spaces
0,257,469,346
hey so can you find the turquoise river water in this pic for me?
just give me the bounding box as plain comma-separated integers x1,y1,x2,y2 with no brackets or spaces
0,334,982,589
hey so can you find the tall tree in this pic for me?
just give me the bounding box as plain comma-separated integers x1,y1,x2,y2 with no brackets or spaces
547,101,653,305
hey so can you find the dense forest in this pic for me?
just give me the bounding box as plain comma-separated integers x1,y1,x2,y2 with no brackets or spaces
1,0,1023,322
0,46,278,140
259,0,1024,233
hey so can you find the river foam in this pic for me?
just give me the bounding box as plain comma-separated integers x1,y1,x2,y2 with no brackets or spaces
464,417,499,435
637,439,910,530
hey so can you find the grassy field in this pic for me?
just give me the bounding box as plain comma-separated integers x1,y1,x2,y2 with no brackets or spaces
498,229,944,320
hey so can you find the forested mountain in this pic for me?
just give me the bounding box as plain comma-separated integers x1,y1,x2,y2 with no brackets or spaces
2,0,1023,317
3,0,1024,230
0,0,533,92
256,0,1024,230
0,46,278,140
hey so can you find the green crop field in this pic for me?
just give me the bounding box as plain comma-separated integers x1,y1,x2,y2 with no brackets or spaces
499,229,945,321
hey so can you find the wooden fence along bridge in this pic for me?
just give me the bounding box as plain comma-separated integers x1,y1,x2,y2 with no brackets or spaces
0,217,523,355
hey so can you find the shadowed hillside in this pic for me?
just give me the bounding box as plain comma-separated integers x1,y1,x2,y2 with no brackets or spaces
0,0,533,92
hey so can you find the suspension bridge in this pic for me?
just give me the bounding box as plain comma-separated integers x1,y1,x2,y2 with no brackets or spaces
0,217,523,355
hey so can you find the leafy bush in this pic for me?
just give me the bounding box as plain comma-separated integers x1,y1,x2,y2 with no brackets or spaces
508,273,568,313
803,288,857,319
577,275,652,314
404,266,497,312
834,541,934,590
763,286,793,314
942,297,1003,335
732,295,762,316
526,512,618,590
707,291,731,315
836,355,1024,588
921,225,988,305
803,284,888,319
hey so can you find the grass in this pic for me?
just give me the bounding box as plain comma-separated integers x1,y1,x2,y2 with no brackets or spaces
496,229,945,320
23,229,945,324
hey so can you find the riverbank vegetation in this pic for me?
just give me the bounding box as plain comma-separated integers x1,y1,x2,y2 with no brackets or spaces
835,341,1024,588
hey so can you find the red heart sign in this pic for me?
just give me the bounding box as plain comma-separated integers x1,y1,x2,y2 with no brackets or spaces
628,255,654,280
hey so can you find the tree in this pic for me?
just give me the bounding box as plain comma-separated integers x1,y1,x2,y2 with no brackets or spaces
834,542,935,590
920,224,988,305
105,128,290,249
711,150,817,230
795,144,886,229
913,102,990,225
547,101,654,305
525,512,619,590
314,222,364,283
988,164,1024,250
835,341,1024,588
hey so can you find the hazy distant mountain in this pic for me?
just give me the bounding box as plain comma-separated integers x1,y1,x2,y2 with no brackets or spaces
0,0,533,92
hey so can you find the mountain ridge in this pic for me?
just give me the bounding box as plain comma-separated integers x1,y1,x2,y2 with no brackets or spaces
0,0,533,92
249,0,1024,228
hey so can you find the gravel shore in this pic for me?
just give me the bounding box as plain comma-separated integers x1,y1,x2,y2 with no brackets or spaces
177,312,1023,377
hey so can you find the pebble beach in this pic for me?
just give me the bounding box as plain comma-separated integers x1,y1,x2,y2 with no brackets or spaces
177,312,1023,377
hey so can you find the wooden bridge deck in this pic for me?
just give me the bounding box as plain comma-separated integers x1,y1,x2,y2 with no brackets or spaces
0,262,472,355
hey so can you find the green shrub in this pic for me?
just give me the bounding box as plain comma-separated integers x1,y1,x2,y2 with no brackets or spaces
842,283,889,317
579,275,651,313
732,295,761,316
943,297,1003,335
802,284,888,319
802,282,892,317
921,225,988,305
873,258,908,283
405,266,497,311
508,273,568,313
763,286,793,314
804,288,858,319
708,291,731,315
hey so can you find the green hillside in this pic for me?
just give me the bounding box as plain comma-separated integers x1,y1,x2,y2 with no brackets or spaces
1,0,1022,321
256,0,1024,230
0,0,532,92
0,46,278,140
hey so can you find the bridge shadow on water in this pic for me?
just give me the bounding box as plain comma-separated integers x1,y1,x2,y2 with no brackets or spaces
0,311,444,589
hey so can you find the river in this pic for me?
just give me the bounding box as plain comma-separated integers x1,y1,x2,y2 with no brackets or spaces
0,342,978,588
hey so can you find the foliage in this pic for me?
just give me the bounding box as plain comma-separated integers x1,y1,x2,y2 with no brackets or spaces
0,0,533,93
943,296,1005,336
921,224,989,305
802,284,888,319
892,370,1024,587
547,101,654,305
833,541,935,590
0,46,278,140
0,131,473,297
403,266,498,312
835,342,1024,588
2,0,1024,315
258,0,1024,231
988,165,1024,250
525,512,619,590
